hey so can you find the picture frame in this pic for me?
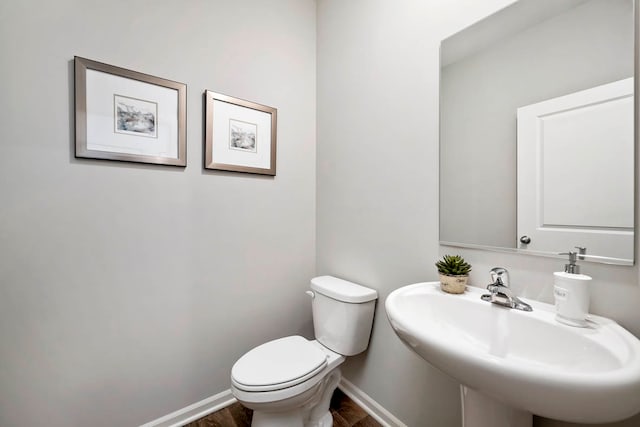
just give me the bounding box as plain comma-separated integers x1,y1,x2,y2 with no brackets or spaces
75,56,187,167
204,90,277,175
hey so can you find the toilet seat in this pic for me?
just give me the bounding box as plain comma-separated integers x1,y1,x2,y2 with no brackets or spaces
231,336,328,392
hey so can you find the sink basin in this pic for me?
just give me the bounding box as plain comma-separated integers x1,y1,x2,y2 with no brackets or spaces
386,282,640,425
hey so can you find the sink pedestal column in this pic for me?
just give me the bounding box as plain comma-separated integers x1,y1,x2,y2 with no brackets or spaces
461,386,532,427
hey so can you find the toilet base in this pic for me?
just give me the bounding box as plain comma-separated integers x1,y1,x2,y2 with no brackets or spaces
251,410,334,427
252,409,306,427
306,368,341,427
311,411,333,427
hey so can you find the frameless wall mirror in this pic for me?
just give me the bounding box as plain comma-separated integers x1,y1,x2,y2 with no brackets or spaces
439,0,637,265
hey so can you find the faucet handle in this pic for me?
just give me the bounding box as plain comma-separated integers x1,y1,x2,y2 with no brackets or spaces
489,267,509,288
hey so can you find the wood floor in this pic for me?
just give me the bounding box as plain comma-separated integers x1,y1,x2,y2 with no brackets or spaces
184,388,382,427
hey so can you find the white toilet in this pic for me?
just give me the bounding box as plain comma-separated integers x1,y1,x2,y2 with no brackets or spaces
230,275,378,427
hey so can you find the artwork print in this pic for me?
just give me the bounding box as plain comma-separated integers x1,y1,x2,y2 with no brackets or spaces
229,119,257,152
204,90,277,175
75,56,186,166
114,94,158,138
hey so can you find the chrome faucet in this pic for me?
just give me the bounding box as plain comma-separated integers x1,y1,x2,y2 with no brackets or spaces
489,267,509,289
481,267,532,312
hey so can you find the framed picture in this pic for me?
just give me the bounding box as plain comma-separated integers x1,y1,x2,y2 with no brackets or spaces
205,90,277,175
75,56,187,167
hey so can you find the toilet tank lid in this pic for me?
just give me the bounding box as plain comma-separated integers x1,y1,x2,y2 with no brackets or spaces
310,276,378,303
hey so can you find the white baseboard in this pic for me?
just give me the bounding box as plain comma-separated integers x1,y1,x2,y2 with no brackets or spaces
338,378,407,427
139,378,406,427
139,389,236,427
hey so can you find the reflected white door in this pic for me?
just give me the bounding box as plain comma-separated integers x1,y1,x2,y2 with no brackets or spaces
517,78,634,261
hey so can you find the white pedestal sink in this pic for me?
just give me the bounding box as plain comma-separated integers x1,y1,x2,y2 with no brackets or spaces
385,282,640,426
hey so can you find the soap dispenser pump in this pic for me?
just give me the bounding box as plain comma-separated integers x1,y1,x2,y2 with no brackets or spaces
554,248,592,327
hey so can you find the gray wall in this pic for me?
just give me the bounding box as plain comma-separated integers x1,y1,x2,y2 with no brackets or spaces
2,1,640,427
0,1,316,426
440,0,634,248
317,0,640,427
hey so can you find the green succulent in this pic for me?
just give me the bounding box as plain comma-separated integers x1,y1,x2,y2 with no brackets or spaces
435,254,472,276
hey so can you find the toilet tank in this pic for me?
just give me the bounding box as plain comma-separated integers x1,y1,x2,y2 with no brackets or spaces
310,276,377,356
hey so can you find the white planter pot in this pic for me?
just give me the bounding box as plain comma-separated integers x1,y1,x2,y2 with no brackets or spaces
439,274,468,294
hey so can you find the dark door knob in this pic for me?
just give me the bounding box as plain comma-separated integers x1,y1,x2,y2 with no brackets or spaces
520,235,531,244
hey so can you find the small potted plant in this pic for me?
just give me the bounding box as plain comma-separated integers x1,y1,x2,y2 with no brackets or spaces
436,254,472,294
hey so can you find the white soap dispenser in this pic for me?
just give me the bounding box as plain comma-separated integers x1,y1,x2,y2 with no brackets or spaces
554,249,592,327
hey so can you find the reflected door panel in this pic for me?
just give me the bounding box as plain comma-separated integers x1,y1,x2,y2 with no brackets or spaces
517,78,634,260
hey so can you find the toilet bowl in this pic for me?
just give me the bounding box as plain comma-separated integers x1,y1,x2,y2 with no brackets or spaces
230,276,377,427
232,337,345,427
